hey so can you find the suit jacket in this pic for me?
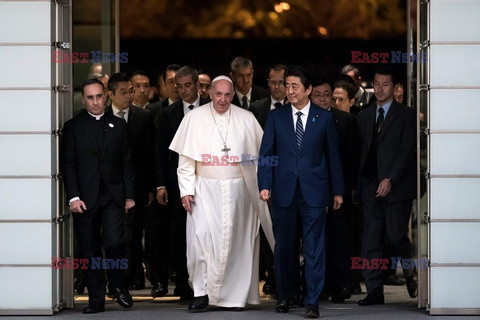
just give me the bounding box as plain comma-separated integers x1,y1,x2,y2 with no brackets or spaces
330,108,360,192
258,102,344,208
106,106,155,206
154,97,210,193
357,100,416,202
250,97,272,129
60,111,134,208
232,85,269,109
146,100,163,130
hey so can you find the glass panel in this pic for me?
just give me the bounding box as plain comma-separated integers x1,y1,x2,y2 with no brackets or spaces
431,89,480,131
431,0,480,42
0,179,52,220
430,134,480,175
431,178,480,219
0,224,52,264
0,46,51,88
0,135,52,176
0,2,51,43
0,267,52,309
430,45,480,87
431,267,480,309
431,223,480,263
0,91,52,132
72,0,117,115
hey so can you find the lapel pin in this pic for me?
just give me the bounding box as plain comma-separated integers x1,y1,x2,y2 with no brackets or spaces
109,123,114,128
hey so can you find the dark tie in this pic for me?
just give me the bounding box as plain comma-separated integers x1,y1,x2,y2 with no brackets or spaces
242,96,248,109
295,111,304,149
188,105,194,110
377,107,384,132
274,102,282,109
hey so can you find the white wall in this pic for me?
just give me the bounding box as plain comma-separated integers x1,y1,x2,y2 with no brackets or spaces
429,0,480,314
0,0,55,315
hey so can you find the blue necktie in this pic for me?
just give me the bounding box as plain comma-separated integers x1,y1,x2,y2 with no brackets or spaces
295,111,304,149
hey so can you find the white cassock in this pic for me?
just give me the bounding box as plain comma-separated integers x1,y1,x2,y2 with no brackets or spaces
169,102,274,308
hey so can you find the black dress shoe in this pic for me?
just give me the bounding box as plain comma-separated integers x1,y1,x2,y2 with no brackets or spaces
82,305,105,314
358,293,384,306
151,283,168,298
331,288,352,303
262,282,277,295
406,277,418,298
112,287,133,308
188,295,209,312
305,304,319,318
275,300,289,313
384,274,405,286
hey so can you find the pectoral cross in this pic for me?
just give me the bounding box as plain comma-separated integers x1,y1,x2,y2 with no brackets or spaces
221,144,231,157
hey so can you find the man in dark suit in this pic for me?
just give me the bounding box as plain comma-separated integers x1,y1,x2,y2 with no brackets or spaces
60,79,134,313
147,64,181,130
258,66,344,318
356,66,417,306
154,66,209,300
229,56,269,109
310,75,360,303
106,72,155,291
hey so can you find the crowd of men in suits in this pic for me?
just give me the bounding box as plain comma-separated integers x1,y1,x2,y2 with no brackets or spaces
60,57,417,316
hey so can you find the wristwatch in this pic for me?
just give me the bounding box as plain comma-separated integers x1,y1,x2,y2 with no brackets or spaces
387,178,394,183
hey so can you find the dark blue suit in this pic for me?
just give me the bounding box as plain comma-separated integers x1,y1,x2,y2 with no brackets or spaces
258,102,344,306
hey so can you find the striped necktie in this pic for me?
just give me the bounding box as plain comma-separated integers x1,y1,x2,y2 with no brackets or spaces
295,111,304,149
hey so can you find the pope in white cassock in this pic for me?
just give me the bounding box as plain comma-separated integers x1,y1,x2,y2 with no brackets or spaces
169,75,275,312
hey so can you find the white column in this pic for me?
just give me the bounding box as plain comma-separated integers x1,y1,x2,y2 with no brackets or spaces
0,0,57,315
428,0,480,315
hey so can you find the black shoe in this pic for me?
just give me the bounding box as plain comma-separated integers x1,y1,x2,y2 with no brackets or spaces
383,274,405,286
349,284,362,295
305,304,319,318
275,300,289,313
111,287,133,308
151,283,168,298
262,282,277,295
331,288,352,303
406,277,418,298
188,295,209,312
82,305,105,314
358,293,384,306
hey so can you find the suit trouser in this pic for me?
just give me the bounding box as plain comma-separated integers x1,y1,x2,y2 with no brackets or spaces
272,183,326,306
168,192,190,293
123,205,146,286
144,200,169,287
325,193,351,295
73,191,126,305
360,177,414,294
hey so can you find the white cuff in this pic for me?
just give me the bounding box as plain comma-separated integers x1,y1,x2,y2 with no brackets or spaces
69,197,80,205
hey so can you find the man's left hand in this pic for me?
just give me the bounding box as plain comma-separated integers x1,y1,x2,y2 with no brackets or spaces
376,178,392,197
125,199,135,213
332,195,343,210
